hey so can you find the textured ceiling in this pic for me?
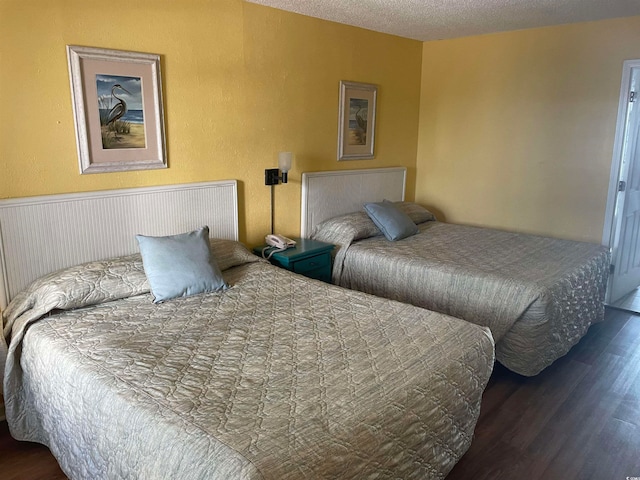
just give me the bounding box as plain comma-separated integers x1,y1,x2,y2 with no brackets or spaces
245,0,640,41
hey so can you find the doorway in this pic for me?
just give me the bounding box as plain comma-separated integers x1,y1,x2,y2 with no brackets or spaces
603,59,640,309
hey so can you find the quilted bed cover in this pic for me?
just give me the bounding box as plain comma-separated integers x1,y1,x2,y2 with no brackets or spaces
1,241,494,480
312,215,609,376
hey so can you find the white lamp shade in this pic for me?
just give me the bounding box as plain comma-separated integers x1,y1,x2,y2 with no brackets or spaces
278,152,293,172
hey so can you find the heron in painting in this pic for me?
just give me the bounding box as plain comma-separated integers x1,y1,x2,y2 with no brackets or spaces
106,84,131,136
355,105,367,132
353,105,367,144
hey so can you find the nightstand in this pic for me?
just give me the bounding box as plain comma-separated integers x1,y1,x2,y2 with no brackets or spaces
253,237,334,283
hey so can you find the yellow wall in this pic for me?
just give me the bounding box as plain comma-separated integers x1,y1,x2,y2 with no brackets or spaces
417,16,640,243
0,0,422,245
5,0,637,247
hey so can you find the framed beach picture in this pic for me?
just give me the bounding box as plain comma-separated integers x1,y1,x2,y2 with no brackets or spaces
337,81,377,160
67,45,167,174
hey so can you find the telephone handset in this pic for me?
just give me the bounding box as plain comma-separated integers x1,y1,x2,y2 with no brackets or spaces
265,234,296,249
263,234,296,259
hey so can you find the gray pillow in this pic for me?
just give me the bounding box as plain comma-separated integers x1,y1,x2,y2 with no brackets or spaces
136,226,228,303
363,201,418,241
208,238,264,271
389,201,436,224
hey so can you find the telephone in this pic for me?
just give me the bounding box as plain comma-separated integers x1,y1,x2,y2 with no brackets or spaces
263,234,296,259
265,234,296,249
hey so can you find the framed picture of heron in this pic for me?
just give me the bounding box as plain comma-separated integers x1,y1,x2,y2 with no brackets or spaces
66,45,167,174
337,81,377,160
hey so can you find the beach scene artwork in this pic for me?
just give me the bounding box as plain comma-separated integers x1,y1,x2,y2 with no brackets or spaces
348,98,368,145
337,81,376,160
97,74,146,149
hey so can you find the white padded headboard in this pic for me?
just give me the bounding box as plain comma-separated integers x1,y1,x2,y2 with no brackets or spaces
300,167,407,237
0,180,238,309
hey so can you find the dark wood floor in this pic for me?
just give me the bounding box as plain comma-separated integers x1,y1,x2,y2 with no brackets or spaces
448,307,640,480
1,308,638,480
0,420,66,480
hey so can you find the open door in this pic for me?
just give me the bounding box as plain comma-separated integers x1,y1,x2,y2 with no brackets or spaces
605,62,640,303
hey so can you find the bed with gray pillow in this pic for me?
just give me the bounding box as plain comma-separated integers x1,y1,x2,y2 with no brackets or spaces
2,237,495,480
311,202,610,376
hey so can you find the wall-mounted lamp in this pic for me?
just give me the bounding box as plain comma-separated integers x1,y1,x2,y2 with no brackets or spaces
265,152,293,234
265,151,293,185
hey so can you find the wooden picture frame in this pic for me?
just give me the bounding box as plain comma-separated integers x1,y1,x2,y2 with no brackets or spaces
337,81,377,160
66,45,167,174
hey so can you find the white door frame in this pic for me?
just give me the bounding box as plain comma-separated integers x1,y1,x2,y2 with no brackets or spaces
602,59,640,303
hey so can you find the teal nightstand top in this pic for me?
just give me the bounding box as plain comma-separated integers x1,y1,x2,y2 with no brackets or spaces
253,237,334,266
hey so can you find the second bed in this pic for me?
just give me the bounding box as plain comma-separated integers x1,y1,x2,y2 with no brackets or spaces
304,168,609,376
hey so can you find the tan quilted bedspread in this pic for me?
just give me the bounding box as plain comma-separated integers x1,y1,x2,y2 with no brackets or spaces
2,244,494,479
313,215,609,376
